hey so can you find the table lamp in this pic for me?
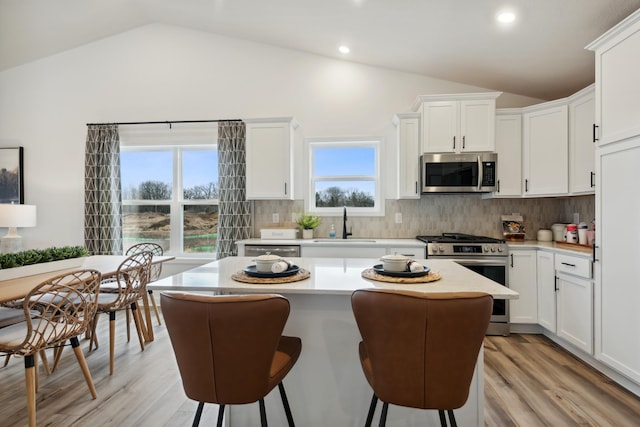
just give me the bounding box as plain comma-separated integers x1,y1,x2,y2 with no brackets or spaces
0,204,37,253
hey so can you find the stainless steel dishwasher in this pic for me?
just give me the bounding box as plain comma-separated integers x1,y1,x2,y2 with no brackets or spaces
243,244,301,258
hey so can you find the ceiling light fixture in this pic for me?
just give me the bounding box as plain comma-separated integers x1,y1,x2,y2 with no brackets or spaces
497,11,516,24
338,45,350,54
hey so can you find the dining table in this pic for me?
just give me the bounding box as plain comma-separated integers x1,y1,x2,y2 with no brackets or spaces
0,254,175,342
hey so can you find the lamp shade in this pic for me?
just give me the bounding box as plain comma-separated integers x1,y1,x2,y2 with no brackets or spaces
0,204,37,228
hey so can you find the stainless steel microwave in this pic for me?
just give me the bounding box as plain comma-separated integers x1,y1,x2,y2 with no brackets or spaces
420,152,497,193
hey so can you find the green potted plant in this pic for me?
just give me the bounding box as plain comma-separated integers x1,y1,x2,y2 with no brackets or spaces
296,214,321,239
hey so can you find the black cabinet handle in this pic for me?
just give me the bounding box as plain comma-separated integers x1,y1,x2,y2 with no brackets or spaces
593,124,599,142
555,276,559,291
462,136,466,149
284,182,287,195
561,262,576,267
497,180,500,193
525,179,529,192
590,172,595,188
510,254,514,267
453,136,456,150
593,243,599,263
415,181,418,194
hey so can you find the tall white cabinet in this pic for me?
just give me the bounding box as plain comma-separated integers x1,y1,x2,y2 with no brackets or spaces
392,113,421,199
588,8,640,384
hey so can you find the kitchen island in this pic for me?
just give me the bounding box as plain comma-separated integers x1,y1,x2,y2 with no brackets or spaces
150,257,518,426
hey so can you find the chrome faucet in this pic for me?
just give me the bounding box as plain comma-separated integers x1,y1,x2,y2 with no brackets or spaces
342,206,353,239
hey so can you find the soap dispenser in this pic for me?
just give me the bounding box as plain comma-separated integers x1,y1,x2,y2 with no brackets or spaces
329,224,336,239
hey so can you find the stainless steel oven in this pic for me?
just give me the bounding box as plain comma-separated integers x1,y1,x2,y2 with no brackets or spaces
416,233,510,336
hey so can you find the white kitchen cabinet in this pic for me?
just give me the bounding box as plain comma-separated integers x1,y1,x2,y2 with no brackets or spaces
587,9,640,145
556,271,593,354
589,8,640,384
522,101,569,196
508,249,538,324
302,245,386,258
536,250,556,332
568,85,596,195
413,92,501,153
392,113,421,199
594,138,640,382
245,117,298,200
493,111,522,197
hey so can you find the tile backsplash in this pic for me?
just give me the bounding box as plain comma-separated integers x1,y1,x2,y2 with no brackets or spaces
253,195,595,241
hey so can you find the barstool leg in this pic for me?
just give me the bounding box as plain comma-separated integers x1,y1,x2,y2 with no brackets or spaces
216,404,225,427
447,410,457,427
259,398,267,427
278,382,295,427
365,394,378,427
379,402,388,427
192,401,204,427
24,354,36,427
438,410,447,426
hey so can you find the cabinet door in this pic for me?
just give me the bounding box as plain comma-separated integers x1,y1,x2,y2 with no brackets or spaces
245,121,293,200
396,115,421,199
421,101,457,153
557,272,593,354
596,139,640,382
569,89,596,194
460,99,496,152
508,250,538,324
536,250,556,332
523,105,569,196
494,113,522,196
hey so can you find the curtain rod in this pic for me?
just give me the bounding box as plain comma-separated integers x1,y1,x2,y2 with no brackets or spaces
86,119,242,127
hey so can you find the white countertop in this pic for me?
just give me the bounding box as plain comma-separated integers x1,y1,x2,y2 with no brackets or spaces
236,238,426,247
507,240,594,258
150,256,518,299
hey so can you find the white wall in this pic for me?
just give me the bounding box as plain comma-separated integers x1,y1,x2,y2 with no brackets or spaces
0,23,543,249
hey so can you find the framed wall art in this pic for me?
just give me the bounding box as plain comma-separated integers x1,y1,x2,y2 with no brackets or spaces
0,147,24,204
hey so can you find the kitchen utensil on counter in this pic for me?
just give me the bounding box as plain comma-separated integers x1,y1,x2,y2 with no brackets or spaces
565,224,578,243
551,224,567,242
537,229,553,242
253,252,282,272
578,223,589,245
379,253,410,272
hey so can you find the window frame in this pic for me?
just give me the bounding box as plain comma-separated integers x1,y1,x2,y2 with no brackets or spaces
120,143,219,257
305,137,385,216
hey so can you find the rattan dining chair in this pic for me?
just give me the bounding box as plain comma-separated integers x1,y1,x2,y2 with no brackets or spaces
0,269,102,427
89,251,153,375
161,291,302,427
126,242,164,327
351,289,493,427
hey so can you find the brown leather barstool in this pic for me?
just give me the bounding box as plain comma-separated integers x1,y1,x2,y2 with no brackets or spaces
160,291,302,427
351,289,493,427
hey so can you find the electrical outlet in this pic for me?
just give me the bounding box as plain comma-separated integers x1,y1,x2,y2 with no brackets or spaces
272,213,279,223
573,212,580,224
395,213,402,224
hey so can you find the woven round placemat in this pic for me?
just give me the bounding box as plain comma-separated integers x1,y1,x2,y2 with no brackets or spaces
231,268,311,284
361,268,441,284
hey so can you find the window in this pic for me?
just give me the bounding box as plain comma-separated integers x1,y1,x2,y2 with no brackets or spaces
307,138,383,215
120,128,218,256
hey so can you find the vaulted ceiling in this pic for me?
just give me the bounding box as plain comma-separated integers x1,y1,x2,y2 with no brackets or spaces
2,0,639,100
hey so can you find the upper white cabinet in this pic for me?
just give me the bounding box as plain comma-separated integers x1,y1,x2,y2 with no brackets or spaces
587,10,640,145
413,92,501,153
392,113,421,199
494,111,522,197
245,117,298,200
522,101,569,196
508,249,538,324
568,85,596,195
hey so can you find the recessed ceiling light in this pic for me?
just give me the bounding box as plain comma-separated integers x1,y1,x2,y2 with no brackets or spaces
338,45,350,54
497,11,516,23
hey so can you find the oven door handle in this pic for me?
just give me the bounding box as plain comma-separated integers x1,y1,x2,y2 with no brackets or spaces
453,259,507,267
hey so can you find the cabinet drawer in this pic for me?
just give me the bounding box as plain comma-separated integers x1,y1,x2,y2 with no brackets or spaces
555,254,591,278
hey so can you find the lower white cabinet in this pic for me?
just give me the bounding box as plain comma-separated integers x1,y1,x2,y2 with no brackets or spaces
302,246,385,258
536,250,556,332
556,272,593,354
508,249,538,323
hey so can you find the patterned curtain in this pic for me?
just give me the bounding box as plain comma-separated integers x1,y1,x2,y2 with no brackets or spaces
217,121,251,259
84,124,123,255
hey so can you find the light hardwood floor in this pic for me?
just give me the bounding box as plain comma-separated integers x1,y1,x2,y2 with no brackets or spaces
1,315,640,426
